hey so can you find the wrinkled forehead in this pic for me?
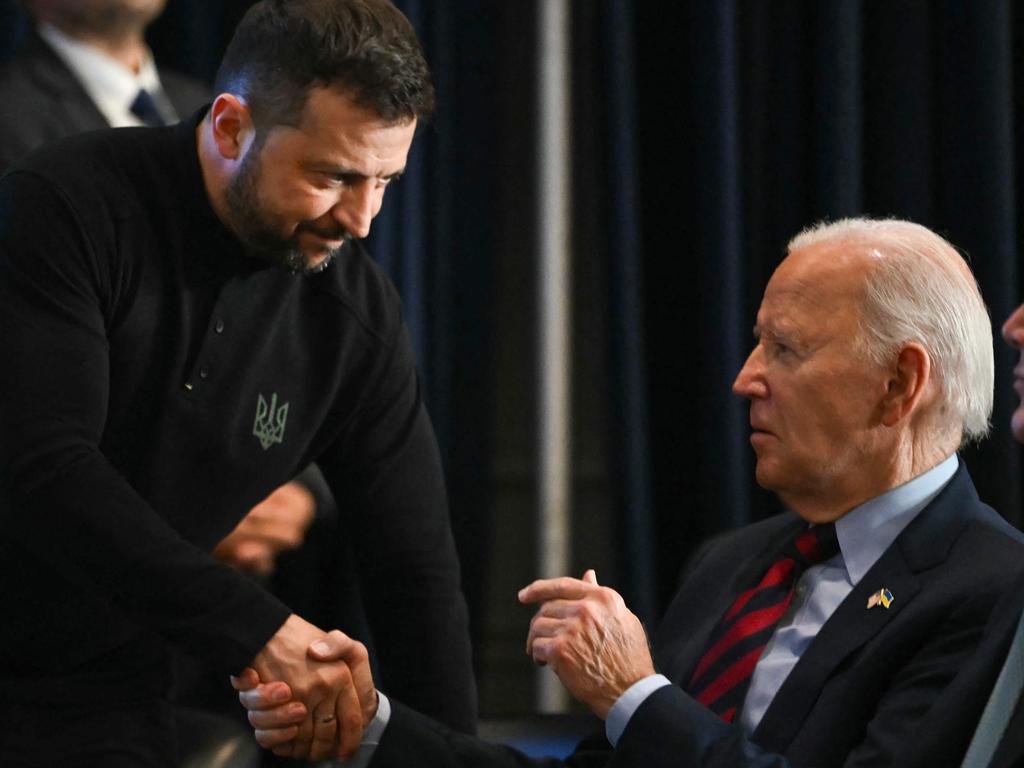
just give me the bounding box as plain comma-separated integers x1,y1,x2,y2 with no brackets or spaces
762,240,872,314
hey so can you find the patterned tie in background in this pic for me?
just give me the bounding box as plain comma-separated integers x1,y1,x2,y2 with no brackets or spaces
688,523,840,723
130,88,166,127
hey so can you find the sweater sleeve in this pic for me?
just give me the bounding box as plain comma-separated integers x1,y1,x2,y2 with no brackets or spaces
316,291,478,733
0,169,290,675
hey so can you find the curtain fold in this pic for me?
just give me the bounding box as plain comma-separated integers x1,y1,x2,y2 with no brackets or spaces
601,0,655,626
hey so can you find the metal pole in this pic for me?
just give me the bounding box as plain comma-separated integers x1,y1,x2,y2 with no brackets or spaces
535,0,572,714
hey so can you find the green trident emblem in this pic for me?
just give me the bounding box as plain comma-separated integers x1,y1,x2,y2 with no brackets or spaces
253,392,289,450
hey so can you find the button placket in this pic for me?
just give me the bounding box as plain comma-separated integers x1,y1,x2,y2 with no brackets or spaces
182,307,229,396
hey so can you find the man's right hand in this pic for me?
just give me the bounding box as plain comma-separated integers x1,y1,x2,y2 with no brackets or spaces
237,616,376,760
213,481,317,576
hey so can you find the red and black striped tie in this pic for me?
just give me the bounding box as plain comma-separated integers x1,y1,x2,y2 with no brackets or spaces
687,523,840,723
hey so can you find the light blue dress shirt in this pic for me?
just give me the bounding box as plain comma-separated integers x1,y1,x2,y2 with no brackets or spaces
340,691,391,767
605,453,959,746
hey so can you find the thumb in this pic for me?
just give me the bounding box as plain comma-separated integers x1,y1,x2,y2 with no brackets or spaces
583,568,599,585
308,629,357,661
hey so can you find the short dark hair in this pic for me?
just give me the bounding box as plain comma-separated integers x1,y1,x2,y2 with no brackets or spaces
213,0,434,129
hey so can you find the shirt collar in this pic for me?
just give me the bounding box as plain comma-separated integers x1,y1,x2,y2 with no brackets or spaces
833,453,959,585
38,22,168,128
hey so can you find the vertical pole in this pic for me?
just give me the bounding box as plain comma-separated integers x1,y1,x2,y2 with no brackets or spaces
535,0,572,714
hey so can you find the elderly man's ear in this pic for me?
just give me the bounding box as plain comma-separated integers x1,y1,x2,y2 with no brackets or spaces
879,344,932,428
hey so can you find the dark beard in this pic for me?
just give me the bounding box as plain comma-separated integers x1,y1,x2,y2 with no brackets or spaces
224,143,344,273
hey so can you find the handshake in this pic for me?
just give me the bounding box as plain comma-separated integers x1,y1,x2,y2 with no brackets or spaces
232,613,378,762
237,570,655,761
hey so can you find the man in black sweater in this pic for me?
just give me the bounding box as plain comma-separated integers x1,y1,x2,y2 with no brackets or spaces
0,1,475,765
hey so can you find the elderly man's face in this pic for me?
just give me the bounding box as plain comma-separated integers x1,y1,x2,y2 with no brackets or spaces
732,243,891,520
1002,303,1024,442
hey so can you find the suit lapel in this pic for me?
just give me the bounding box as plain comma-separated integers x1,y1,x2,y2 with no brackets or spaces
752,465,977,753
23,31,110,133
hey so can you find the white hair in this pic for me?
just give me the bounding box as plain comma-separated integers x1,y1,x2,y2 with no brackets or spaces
788,217,994,444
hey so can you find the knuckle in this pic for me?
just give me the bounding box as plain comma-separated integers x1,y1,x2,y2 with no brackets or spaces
338,664,355,686
351,640,369,664
326,629,348,643
345,711,362,732
551,641,569,663
531,640,549,662
307,671,331,700
577,601,597,623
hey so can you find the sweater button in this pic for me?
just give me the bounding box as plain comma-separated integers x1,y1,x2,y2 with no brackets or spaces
214,317,225,333
199,366,210,379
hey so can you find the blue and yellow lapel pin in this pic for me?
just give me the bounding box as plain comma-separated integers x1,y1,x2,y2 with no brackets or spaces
866,588,894,610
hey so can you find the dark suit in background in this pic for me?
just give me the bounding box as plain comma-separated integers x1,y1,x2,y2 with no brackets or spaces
0,28,207,170
369,466,1024,768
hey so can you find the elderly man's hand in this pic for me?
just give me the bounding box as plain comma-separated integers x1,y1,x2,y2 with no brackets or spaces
213,481,316,576
519,570,655,719
236,617,376,760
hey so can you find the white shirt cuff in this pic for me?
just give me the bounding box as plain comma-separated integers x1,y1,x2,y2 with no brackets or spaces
604,674,672,746
340,691,391,766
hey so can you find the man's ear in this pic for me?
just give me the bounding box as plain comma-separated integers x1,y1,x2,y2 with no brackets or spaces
208,94,255,161
880,343,932,427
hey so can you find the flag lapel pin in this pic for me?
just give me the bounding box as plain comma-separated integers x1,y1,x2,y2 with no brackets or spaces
866,588,894,610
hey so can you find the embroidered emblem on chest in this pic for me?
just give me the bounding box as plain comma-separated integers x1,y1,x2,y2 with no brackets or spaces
253,392,289,450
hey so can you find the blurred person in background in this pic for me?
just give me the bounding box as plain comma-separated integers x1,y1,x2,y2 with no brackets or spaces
0,0,206,168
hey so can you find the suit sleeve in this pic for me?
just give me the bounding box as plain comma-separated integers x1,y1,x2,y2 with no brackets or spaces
0,170,290,673
610,686,789,768
316,302,477,734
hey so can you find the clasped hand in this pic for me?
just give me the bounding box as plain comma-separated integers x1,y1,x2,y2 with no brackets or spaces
233,614,378,761
519,569,656,719
233,570,651,757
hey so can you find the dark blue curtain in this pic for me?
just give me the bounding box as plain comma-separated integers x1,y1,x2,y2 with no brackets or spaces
569,0,654,624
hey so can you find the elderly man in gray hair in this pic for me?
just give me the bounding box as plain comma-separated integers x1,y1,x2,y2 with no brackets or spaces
240,217,1024,768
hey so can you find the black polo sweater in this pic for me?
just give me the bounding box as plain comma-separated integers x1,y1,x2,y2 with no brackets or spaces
0,115,474,728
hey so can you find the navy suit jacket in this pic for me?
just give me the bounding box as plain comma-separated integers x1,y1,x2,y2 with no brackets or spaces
371,465,1024,768
0,28,208,170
